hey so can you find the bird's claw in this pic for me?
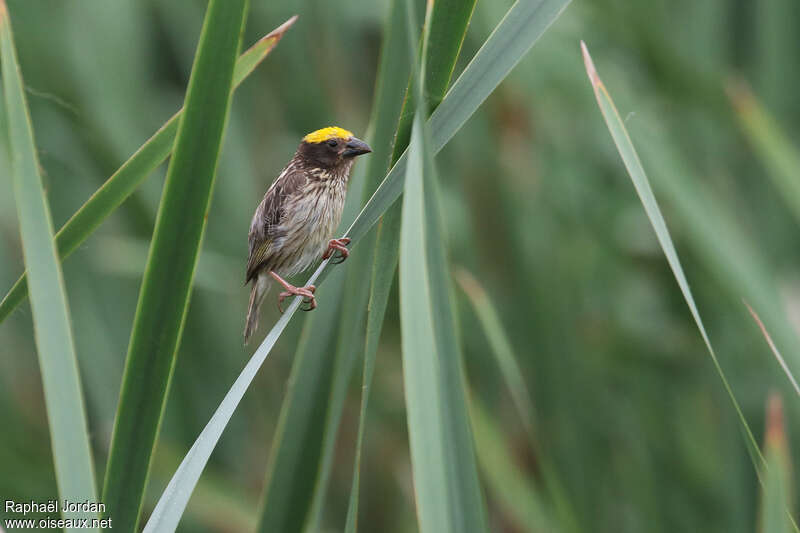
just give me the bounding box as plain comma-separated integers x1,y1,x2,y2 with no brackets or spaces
323,237,351,264
277,284,316,313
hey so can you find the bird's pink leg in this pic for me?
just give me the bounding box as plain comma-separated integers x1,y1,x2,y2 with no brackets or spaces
270,271,316,312
322,237,351,264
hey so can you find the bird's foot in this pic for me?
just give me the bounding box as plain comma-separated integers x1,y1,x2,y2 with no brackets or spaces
270,271,317,312
322,237,351,264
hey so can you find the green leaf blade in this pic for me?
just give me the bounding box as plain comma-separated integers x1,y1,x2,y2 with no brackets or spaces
0,1,98,529
400,110,486,533
101,2,248,530
580,39,764,471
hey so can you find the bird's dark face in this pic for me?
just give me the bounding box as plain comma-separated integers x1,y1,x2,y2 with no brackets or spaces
297,126,371,170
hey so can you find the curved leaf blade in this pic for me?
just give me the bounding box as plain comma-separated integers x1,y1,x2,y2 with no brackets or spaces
580,40,764,469
0,1,98,529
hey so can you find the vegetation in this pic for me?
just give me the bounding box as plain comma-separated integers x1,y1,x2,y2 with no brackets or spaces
1,0,799,532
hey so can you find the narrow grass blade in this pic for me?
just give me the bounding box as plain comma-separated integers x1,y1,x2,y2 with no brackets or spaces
580,40,763,466
727,81,800,225
149,1,570,525
455,268,536,435
469,393,553,532
0,1,98,529
760,395,793,533
400,108,486,532
745,302,800,397
0,16,296,325
102,2,248,531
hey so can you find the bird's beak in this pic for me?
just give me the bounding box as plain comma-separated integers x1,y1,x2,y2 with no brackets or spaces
343,137,372,158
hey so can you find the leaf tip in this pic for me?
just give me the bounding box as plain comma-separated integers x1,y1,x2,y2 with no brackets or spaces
765,392,787,452
454,267,486,302
265,15,298,42
745,299,779,358
724,77,755,115
580,40,601,88
0,0,7,21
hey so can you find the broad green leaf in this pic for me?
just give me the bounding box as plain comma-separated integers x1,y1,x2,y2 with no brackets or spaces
102,1,248,531
146,1,570,525
580,40,763,469
0,16,296,325
0,1,98,530
727,81,800,225
760,395,793,533
399,105,486,532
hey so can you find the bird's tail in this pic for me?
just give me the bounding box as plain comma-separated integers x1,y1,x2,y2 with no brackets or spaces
244,277,270,345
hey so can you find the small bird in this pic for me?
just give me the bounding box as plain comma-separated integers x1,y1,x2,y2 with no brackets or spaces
244,126,371,344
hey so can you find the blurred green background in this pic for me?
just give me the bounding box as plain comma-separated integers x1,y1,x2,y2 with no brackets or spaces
2,0,800,531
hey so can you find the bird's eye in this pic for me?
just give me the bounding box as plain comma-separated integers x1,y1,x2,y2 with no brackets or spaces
327,139,338,148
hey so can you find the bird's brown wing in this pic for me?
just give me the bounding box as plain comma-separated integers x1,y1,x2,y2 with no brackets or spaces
246,162,307,282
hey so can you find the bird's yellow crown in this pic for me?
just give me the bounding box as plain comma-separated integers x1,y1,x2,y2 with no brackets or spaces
303,126,353,144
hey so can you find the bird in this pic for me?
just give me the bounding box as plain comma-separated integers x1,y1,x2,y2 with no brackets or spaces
244,126,372,344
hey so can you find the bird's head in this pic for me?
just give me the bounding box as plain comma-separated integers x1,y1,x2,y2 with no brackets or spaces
297,126,371,170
